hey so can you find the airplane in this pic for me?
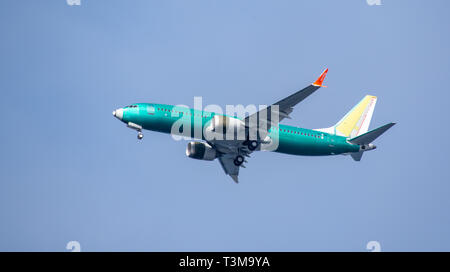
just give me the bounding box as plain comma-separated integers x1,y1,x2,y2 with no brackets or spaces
112,69,395,183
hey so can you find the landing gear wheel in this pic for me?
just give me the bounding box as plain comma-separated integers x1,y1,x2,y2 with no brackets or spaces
137,132,144,140
233,155,244,166
247,140,259,151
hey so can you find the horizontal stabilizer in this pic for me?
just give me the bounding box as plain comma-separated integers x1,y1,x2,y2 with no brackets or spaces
348,122,396,145
351,151,364,161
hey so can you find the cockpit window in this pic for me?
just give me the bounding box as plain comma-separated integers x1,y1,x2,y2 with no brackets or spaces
126,105,139,108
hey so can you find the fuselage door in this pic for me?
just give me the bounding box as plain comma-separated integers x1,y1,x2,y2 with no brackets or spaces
327,133,336,154
147,105,155,115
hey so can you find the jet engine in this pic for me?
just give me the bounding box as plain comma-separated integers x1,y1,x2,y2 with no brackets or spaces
186,142,217,161
205,115,246,140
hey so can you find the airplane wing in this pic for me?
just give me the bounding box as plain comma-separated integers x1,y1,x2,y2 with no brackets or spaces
212,69,328,183
218,155,240,183
244,68,328,136
210,140,252,183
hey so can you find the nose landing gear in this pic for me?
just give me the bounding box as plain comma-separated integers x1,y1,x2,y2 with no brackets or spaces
127,122,144,140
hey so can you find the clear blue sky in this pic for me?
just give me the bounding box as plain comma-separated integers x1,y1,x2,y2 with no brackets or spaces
1,0,449,251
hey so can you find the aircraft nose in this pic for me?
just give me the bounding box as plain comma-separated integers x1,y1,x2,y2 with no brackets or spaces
113,108,124,120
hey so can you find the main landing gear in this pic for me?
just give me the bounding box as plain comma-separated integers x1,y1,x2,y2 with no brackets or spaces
243,140,259,151
247,140,259,151
233,155,245,166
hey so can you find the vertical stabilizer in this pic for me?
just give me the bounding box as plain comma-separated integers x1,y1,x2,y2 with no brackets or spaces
334,95,377,137
316,95,377,138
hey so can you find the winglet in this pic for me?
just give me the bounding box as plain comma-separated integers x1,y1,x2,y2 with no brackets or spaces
312,68,328,87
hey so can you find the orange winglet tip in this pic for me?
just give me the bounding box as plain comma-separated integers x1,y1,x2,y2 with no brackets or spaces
312,68,328,87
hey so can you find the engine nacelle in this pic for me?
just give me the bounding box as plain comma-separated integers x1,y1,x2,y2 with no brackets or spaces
208,115,246,140
186,142,217,161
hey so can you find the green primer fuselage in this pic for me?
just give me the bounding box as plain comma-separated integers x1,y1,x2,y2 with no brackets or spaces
120,103,360,156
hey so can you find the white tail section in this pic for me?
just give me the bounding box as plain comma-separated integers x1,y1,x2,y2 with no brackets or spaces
315,95,377,138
